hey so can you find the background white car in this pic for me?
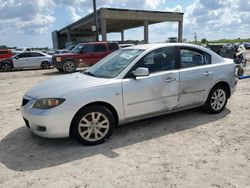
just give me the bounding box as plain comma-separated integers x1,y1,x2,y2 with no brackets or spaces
0,51,52,71
21,43,237,145
12,47,32,54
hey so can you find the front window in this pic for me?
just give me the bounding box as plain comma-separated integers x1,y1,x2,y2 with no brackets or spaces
128,47,176,74
71,44,86,53
84,49,144,78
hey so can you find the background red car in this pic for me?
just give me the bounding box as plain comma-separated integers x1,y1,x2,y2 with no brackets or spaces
52,42,119,73
0,49,13,60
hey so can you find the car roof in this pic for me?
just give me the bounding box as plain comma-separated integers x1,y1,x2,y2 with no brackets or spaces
127,43,221,55
79,41,117,45
18,51,48,55
125,43,224,64
126,43,202,50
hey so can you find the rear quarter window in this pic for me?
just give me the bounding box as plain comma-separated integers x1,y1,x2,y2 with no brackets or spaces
108,43,119,51
93,44,107,53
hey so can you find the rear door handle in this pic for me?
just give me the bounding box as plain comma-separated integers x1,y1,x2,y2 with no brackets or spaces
203,71,213,76
165,77,176,83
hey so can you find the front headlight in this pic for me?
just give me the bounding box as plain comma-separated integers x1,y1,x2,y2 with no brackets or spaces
33,98,65,109
56,57,62,62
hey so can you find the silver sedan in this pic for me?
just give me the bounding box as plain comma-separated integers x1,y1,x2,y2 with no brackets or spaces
21,43,237,145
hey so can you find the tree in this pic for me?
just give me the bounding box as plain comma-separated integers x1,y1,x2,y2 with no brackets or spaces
201,38,208,44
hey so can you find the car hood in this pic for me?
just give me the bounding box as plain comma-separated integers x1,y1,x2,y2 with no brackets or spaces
26,72,110,99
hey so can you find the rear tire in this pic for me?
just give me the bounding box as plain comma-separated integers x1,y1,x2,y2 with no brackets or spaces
72,105,115,145
203,85,228,114
63,60,76,73
41,61,50,69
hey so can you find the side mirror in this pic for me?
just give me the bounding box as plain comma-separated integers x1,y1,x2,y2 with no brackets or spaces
133,67,149,77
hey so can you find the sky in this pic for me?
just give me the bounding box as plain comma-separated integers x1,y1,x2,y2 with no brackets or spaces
0,0,250,48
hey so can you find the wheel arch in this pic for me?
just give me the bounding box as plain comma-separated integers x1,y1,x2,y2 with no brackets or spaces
2,60,14,68
41,60,51,66
210,81,231,98
63,58,76,64
69,101,119,137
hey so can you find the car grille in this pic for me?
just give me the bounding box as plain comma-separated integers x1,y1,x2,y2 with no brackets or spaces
22,98,29,106
23,118,30,128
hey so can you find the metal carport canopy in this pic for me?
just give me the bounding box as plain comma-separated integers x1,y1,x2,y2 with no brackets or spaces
53,8,183,49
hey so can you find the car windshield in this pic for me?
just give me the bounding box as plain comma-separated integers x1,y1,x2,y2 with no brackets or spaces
84,49,144,78
71,44,85,53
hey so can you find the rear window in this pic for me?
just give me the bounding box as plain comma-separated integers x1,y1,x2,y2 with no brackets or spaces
108,43,119,51
180,48,211,68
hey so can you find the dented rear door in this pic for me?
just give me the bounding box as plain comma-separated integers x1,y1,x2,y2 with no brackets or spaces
178,47,214,108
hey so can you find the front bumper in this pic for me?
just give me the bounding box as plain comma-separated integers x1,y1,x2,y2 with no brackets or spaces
52,59,64,69
21,95,75,138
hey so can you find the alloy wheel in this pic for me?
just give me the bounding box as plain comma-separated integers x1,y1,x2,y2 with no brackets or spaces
78,112,109,142
65,61,76,72
210,89,226,111
3,64,11,72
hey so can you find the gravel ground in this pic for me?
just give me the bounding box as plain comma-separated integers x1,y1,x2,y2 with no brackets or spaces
0,58,249,188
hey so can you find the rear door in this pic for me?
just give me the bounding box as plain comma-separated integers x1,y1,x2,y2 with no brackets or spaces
178,47,214,108
82,44,109,65
92,44,109,63
122,47,180,119
29,52,45,67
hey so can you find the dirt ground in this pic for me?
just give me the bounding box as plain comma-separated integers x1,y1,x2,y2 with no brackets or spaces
0,58,250,188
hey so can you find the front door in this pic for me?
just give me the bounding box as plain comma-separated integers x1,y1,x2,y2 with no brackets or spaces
122,47,180,119
13,53,31,68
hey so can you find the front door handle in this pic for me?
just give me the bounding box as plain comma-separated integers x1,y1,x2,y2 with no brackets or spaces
165,77,176,83
203,71,213,76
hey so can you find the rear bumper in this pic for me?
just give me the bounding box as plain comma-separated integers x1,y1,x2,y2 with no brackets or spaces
231,79,237,96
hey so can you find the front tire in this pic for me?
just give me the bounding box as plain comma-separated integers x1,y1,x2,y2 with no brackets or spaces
203,85,228,114
56,68,63,72
72,105,115,145
2,63,12,72
63,60,76,73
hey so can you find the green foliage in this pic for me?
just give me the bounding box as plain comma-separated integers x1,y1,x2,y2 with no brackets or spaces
208,38,250,44
0,45,8,49
201,38,208,44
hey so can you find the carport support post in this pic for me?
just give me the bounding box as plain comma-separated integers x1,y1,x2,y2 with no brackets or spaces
101,18,107,41
66,28,72,42
178,21,183,42
144,21,149,44
121,30,124,42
